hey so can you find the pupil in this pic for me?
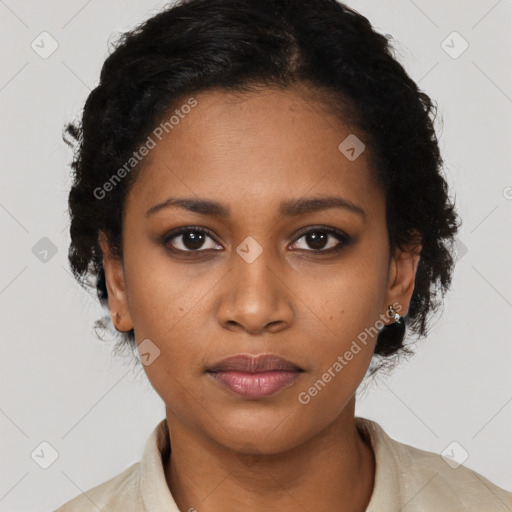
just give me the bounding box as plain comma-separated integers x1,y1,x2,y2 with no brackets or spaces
307,232,327,250
184,231,205,250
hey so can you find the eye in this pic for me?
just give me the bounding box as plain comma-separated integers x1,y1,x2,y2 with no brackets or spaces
161,227,222,252
160,226,351,255
289,227,350,253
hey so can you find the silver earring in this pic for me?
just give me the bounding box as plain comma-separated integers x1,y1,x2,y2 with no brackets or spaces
388,305,402,324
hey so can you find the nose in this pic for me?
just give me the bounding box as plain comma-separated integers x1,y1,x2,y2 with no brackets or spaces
216,245,294,335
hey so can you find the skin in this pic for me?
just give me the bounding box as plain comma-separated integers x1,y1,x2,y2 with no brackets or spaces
99,84,422,512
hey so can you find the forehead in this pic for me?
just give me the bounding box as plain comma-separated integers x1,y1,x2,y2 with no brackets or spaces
126,86,382,218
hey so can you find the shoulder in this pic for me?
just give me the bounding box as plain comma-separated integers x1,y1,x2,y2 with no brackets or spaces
356,417,512,511
52,462,142,511
52,418,176,512
399,440,511,510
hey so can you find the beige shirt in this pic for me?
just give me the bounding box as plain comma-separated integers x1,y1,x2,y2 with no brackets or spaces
54,417,511,511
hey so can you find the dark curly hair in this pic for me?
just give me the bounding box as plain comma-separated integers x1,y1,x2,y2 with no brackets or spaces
63,0,460,369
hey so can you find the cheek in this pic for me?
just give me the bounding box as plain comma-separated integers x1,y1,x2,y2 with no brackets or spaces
134,307,209,420
285,259,384,397
290,256,386,343
292,277,381,408
123,247,213,341
296,282,379,390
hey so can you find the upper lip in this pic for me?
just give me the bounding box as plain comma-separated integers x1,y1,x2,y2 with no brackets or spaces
207,354,304,373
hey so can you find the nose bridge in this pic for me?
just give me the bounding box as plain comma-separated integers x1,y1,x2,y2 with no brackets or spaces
233,236,280,305
217,237,292,333
235,239,277,295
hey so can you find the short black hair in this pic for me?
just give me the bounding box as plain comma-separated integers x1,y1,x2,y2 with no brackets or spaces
63,0,460,369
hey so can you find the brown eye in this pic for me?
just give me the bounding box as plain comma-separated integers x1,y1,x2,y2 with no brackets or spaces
304,231,329,250
162,228,222,252
179,231,207,250
290,228,350,253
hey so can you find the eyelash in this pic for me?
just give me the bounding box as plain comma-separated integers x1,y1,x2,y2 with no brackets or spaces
160,225,351,255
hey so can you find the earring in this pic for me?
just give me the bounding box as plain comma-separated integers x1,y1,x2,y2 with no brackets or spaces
388,305,402,325
375,305,406,356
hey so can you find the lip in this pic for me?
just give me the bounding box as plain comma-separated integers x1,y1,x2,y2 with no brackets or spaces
207,353,303,373
206,354,304,399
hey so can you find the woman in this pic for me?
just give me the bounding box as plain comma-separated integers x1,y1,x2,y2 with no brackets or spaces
55,0,511,510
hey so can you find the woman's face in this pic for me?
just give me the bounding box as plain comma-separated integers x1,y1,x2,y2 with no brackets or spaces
101,85,420,453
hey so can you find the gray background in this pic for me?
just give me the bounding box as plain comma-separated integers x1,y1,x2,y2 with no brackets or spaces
1,0,511,510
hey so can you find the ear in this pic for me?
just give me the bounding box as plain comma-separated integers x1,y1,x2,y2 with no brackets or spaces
383,231,422,323
98,231,133,332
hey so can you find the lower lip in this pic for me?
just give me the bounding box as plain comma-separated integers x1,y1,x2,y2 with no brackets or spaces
207,370,301,398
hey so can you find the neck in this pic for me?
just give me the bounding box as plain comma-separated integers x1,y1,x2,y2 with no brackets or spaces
164,397,375,512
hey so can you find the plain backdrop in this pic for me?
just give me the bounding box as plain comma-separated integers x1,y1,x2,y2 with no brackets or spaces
1,0,511,510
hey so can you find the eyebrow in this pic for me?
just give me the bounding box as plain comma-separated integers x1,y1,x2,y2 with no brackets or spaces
145,196,366,219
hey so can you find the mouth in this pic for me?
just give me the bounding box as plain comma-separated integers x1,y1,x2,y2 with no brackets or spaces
206,353,305,399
